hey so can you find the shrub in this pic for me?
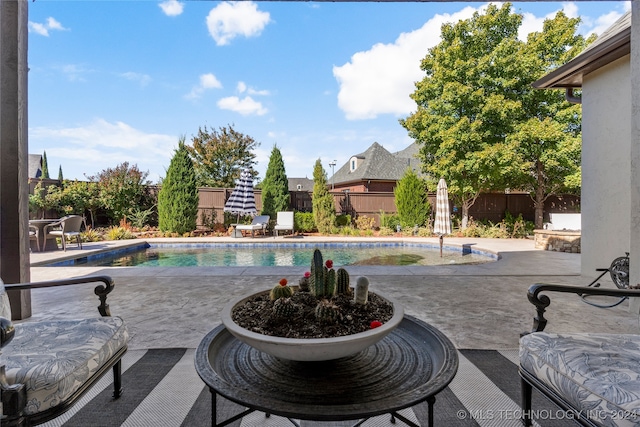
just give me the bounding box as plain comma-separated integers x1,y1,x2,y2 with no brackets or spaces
378,226,395,236
380,212,401,230
394,169,430,227
335,214,352,227
106,226,136,240
158,139,199,234
355,215,375,230
294,212,315,233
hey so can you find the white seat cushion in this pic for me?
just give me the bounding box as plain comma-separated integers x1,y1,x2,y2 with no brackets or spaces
520,332,640,426
0,317,128,415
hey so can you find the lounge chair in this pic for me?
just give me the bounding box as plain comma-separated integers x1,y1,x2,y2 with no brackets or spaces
43,215,84,251
235,215,270,237
273,211,294,237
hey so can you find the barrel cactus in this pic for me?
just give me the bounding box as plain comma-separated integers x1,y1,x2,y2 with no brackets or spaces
270,278,294,301
273,297,296,318
315,299,340,323
299,271,311,292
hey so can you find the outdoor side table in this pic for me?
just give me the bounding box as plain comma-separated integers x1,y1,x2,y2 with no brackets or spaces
195,315,458,427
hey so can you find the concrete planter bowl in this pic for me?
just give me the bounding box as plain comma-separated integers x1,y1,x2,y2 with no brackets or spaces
221,289,404,362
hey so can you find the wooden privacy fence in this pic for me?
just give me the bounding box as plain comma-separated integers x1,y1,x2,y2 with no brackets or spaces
28,180,579,228
195,189,579,228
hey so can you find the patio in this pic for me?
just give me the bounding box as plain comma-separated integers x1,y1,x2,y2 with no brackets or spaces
21,237,640,425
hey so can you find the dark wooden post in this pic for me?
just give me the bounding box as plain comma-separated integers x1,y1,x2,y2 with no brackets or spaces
0,0,31,319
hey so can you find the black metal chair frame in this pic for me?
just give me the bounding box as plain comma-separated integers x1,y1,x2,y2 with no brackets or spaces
581,252,630,308
520,282,640,426
0,276,126,427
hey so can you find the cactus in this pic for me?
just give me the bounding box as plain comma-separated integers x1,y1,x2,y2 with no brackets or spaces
273,297,296,318
355,276,369,305
315,299,340,323
270,278,294,301
335,268,351,296
309,249,336,298
299,272,311,292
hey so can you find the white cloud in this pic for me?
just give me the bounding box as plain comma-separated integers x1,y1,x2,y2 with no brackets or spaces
217,96,268,116
119,72,151,87
28,17,67,36
159,0,184,17
333,6,478,120
237,81,270,96
57,64,91,82
206,1,271,46
185,73,223,99
30,119,176,182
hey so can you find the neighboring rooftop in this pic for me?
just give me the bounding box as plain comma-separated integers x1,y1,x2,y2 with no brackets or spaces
288,177,314,192
332,142,423,185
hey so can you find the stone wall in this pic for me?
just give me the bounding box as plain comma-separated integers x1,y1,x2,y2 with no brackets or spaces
534,230,581,253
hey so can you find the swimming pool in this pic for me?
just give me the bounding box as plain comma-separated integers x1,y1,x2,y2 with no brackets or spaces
51,242,498,267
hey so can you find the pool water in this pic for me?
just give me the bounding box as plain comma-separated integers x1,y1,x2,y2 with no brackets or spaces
74,244,496,267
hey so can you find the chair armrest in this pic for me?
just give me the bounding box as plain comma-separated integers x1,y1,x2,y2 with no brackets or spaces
526,283,640,333
4,275,116,317
0,317,14,348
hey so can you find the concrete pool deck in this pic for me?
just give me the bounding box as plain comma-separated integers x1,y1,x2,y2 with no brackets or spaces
24,236,640,351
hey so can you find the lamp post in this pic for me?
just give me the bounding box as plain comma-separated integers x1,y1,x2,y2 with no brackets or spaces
329,160,336,190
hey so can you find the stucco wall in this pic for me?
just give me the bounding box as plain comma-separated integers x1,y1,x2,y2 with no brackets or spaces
581,55,630,279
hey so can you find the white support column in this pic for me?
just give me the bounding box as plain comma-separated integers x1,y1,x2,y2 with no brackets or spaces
629,0,640,313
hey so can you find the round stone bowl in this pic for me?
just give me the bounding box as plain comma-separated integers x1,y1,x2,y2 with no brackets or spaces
221,289,404,362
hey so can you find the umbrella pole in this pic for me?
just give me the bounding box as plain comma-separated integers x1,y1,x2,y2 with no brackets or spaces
439,235,443,257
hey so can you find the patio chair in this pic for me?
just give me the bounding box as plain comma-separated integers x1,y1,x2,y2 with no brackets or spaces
28,224,40,252
235,215,270,237
43,215,84,251
0,275,128,427
273,211,294,237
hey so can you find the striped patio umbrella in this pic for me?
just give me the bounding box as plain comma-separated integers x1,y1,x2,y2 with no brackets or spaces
433,177,451,257
224,169,257,223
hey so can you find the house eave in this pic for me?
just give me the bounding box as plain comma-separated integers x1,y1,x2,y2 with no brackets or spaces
533,27,630,89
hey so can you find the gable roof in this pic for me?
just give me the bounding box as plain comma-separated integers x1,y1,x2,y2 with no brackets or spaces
288,177,313,192
533,10,630,89
332,142,423,185
28,154,42,179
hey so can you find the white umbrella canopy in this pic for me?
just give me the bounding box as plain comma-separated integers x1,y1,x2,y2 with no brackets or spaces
224,169,257,223
433,178,451,257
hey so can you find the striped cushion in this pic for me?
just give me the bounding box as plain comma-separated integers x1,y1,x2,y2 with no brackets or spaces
520,332,640,426
0,317,128,415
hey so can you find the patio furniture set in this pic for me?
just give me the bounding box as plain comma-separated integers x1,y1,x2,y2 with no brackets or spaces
232,211,294,238
28,215,84,252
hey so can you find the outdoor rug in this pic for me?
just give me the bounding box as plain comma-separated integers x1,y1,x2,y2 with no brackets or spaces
39,348,576,427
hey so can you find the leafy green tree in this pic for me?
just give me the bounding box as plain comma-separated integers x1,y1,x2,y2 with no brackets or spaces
401,3,522,229
158,138,199,234
185,124,259,188
312,159,335,234
87,162,153,224
401,4,590,230
59,180,101,227
42,151,50,179
394,169,430,228
261,145,290,220
502,11,589,228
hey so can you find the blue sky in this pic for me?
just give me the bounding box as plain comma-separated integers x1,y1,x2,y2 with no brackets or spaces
28,1,630,184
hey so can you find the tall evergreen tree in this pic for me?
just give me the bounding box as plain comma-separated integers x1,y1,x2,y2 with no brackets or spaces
57,165,63,182
42,151,50,179
394,169,430,228
158,138,199,234
261,145,290,220
312,159,335,234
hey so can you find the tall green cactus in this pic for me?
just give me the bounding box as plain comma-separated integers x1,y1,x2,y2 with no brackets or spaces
336,268,351,296
309,249,335,298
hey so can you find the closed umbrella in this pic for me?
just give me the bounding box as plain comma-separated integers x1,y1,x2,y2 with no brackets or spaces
433,178,451,257
224,169,257,227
